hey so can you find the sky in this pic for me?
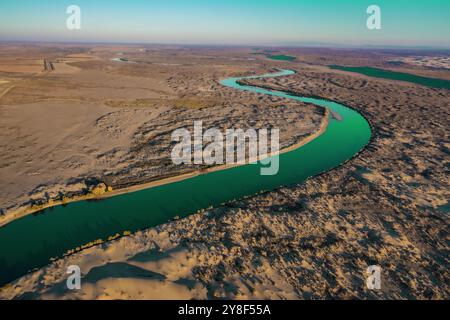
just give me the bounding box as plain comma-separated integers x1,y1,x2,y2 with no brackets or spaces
0,0,449,47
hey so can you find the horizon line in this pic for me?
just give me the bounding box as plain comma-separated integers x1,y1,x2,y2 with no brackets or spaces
1,39,450,51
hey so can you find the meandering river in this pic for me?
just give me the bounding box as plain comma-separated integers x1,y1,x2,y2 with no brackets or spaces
0,69,371,286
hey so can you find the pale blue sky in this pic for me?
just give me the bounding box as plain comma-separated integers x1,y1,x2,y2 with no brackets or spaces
0,0,449,47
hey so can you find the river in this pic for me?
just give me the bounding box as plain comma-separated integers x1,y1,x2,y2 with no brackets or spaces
0,69,371,286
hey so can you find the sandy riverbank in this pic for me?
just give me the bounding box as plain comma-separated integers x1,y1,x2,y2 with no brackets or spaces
0,109,329,228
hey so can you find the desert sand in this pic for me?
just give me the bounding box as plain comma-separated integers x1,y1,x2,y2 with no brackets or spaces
0,44,448,300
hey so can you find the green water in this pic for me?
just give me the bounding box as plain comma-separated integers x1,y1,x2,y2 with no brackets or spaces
267,55,296,61
0,69,371,286
329,65,450,90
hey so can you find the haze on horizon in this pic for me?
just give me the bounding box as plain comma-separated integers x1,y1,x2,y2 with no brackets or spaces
1,0,449,48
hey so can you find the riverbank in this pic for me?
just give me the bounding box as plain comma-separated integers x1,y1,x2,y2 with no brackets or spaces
0,108,329,228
